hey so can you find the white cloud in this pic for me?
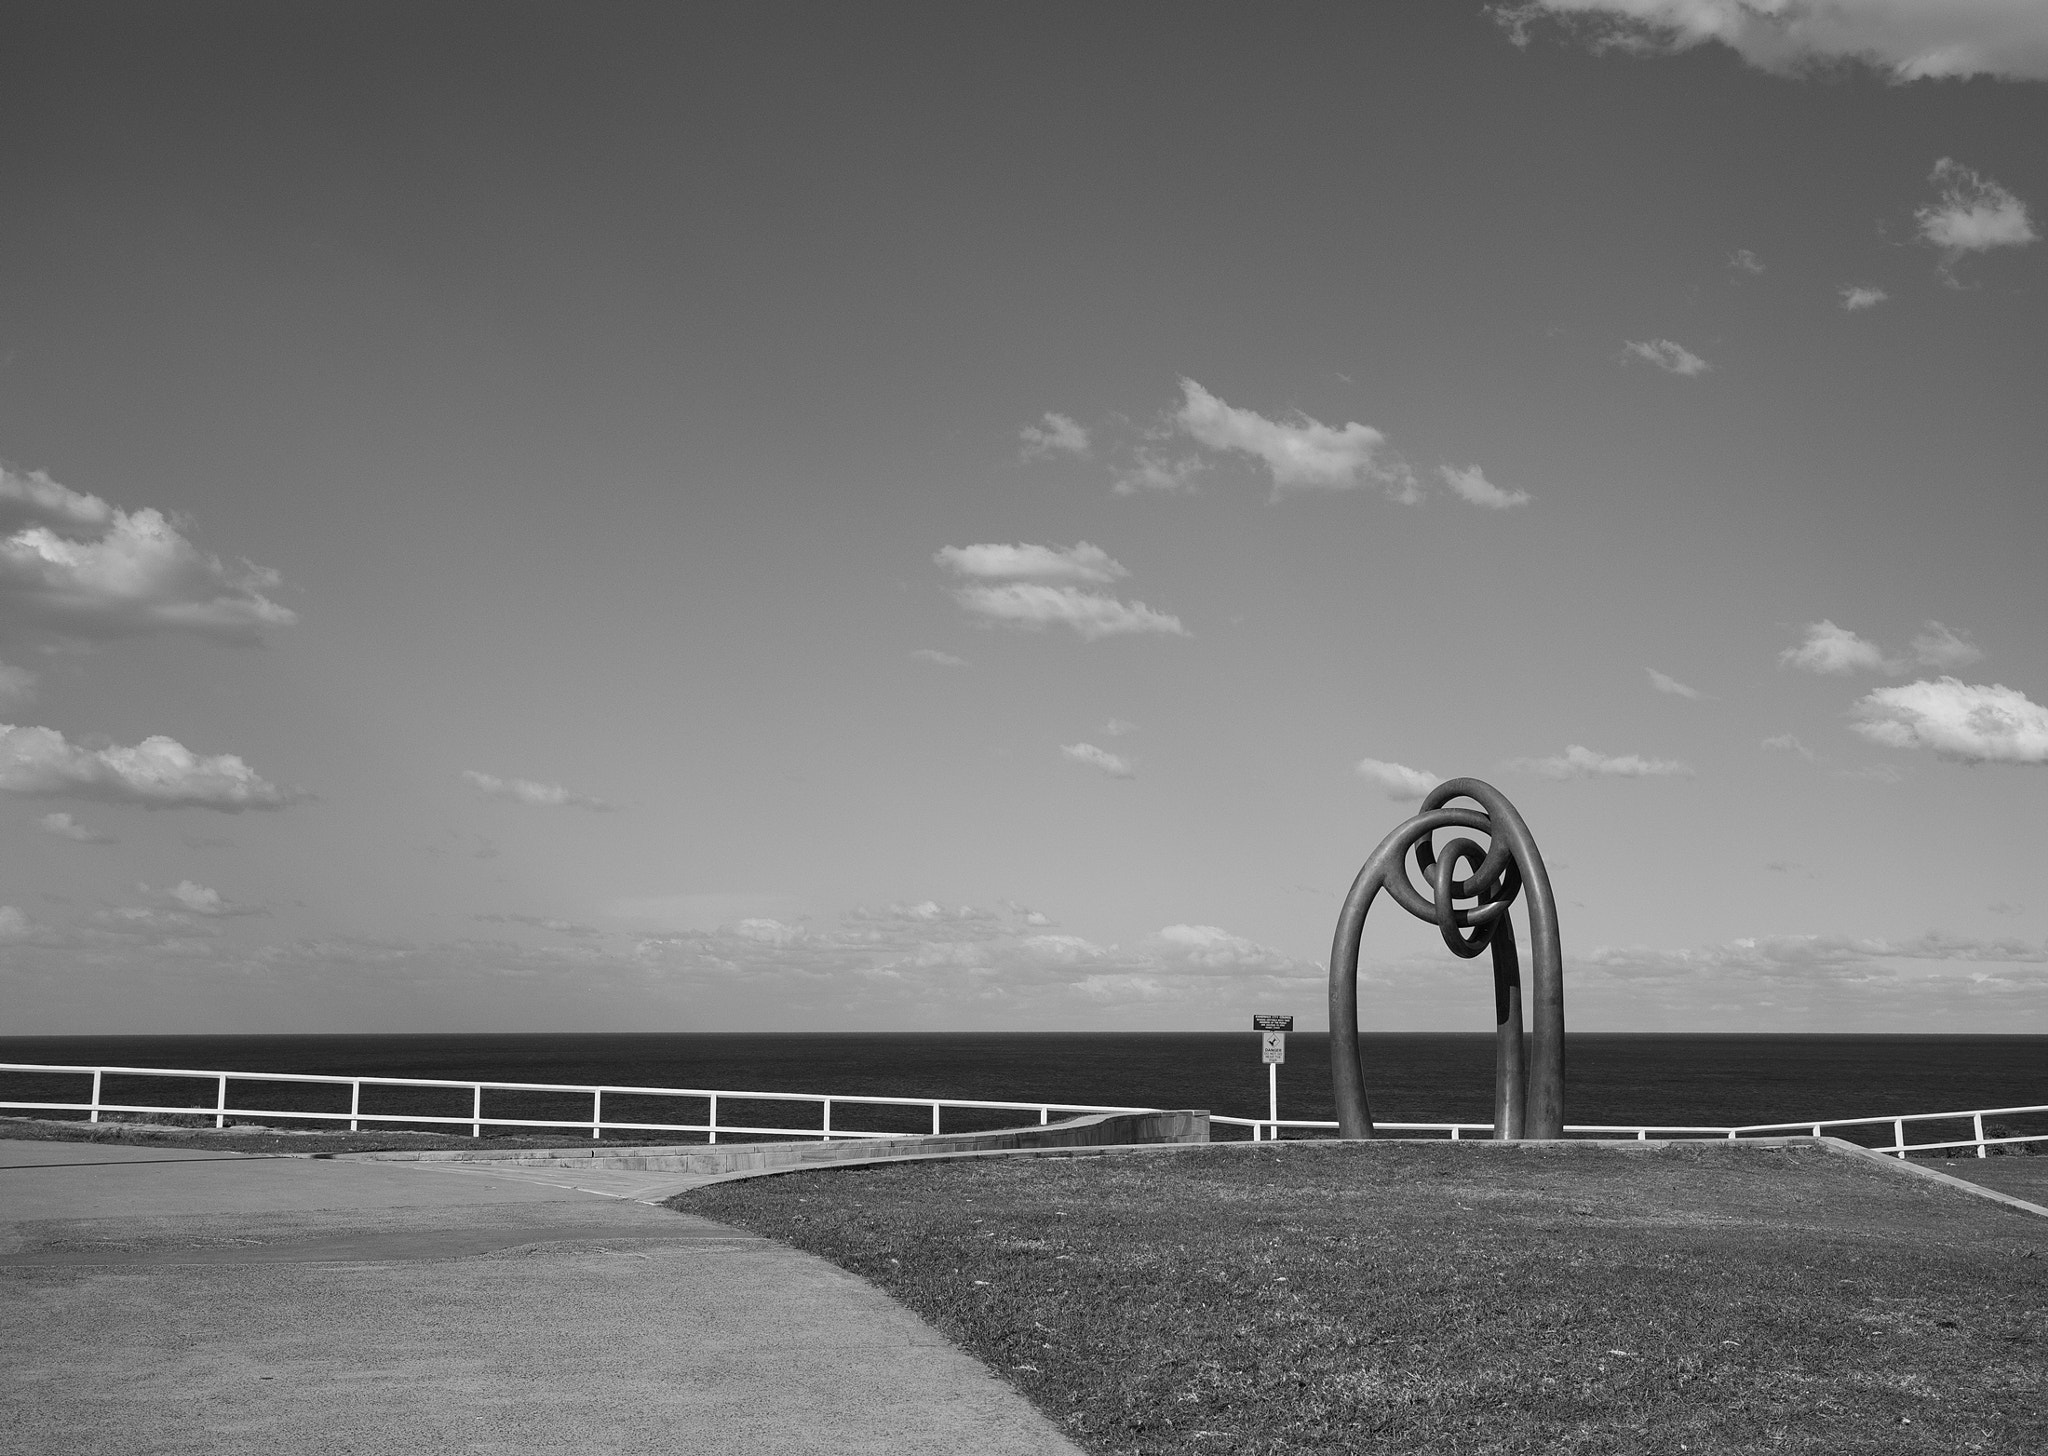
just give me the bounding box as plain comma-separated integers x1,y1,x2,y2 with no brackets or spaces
1622,339,1711,376
461,770,616,811
0,661,35,707
1839,285,1889,311
1173,379,1417,499
165,880,263,918
1061,742,1135,779
1761,732,1901,782
1728,247,1764,274
1780,619,1981,676
39,811,114,843
605,892,805,932
935,542,1129,585
953,583,1188,640
1645,667,1704,700
1019,412,1091,458
1918,159,2039,267
1495,1,2048,82
0,467,116,535
0,464,295,647
1102,718,1138,737
628,902,1320,1019
1437,464,1531,509
1354,757,1442,800
911,648,967,668
1567,930,2048,1029
1112,447,1204,496
1586,931,2048,978
1762,733,1818,760
1910,621,1983,669
476,912,603,938
0,724,298,810
1780,619,1894,674
1145,924,1304,974
1513,744,1694,779
1851,677,2048,765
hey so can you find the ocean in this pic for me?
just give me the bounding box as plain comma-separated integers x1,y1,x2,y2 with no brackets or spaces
1,1033,2042,1147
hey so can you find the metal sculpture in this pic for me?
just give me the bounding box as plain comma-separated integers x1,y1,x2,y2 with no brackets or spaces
1329,778,1564,1140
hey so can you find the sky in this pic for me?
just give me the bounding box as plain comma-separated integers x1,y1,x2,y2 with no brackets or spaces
2,1,2045,1035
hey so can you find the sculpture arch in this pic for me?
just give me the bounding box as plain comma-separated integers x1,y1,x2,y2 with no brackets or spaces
1328,778,1564,1139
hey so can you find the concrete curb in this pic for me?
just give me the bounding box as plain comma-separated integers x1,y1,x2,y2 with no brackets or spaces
335,1109,1209,1176
661,1131,1825,1192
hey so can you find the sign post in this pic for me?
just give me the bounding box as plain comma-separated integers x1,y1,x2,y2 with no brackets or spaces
1252,1014,1293,1139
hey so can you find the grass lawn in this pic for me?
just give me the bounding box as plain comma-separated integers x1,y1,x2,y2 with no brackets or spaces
1913,1154,2048,1207
676,1141,2047,1455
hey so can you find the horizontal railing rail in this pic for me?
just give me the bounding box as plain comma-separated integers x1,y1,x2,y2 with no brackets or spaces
1218,1103,2048,1157
1,1063,2039,1157
0,1062,1153,1143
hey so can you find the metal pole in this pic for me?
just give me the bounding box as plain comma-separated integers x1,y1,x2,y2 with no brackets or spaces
592,1088,603,1140
708,1094,718,1145
822,1098,833,1139
350,1080,361,1132
90,1068,102,1122
931,1103,940,1135
1490,908,1525,1140
1268,1060,1278,1140
216,1074,228,1129
472,1085,483,1138
1893,1117,1905,1157
1974,1112,1986,1158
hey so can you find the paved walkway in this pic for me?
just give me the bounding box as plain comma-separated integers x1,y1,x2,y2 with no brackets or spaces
0,1139,1086,1456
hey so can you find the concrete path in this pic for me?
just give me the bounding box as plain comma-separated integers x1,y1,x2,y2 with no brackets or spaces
0,1139,1087,1456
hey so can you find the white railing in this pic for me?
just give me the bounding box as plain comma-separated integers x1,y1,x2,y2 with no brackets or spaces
0,1062,1155,1143
1,1063,2040,1158
1218,1103,2048,1158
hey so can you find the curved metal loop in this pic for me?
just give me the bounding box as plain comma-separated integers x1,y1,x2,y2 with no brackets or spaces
1413,827,1515,909
1372,812,1525,950
1431,837,1513,958
1328,777,1565,1142
1373,808,1492,926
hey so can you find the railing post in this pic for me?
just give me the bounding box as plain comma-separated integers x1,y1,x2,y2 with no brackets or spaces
1637,1128,1647,1141
708,1094,718,1145
931,1103,940,1136
822,1098,832,1139
90,1068,103,1123
216,1073,229,1129
1811,1123,1821,1139
350,1080,361,1133
1040,1106,1049,1125
1893,1117,1905,1158
592,1088,603,1140
472,1084,483,1138
1974,1112,1986,1158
